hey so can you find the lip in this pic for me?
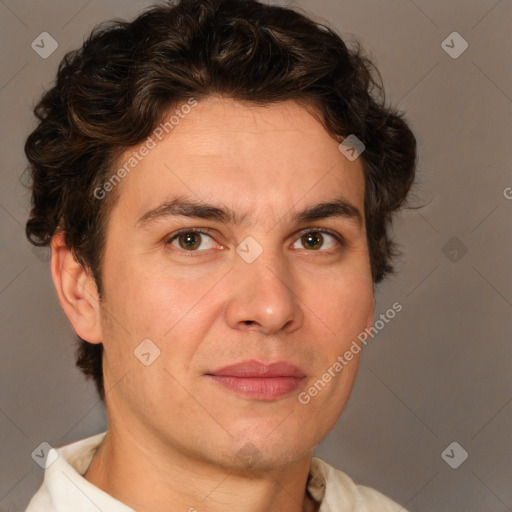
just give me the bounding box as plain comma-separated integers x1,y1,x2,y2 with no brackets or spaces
206,360,306,400
208,360,306,378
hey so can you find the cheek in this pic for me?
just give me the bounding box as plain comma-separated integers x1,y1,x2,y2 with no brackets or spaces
105,259,178,331
103,261,222,367
311,270,374,346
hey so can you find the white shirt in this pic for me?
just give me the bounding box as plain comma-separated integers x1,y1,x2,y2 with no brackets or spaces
25,431,407,512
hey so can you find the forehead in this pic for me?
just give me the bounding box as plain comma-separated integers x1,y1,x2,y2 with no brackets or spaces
109,97,366,225
153,98,341,165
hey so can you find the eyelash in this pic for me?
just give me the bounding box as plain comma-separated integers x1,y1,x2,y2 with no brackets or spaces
164,227,345,255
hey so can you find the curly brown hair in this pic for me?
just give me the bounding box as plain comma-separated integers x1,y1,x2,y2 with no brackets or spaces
24,0,417,402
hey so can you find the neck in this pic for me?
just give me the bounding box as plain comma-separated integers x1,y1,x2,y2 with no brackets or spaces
83,423,320,512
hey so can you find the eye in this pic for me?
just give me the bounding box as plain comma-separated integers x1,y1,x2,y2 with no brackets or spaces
165,228,344,254
291,229,344,251
166,229,220,252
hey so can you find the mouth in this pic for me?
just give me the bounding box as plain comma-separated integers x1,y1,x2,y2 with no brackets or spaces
206,360,307,400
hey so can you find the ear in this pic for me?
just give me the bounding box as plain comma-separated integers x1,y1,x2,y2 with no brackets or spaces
50,232,103,344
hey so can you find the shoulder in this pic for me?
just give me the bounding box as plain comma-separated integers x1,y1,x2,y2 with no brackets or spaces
309,456,407,512
24,431,111,512
25,485,53,511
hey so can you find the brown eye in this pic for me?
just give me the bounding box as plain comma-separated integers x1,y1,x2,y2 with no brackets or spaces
166,230,217,251
302,232,323,250
177,232,202,250
292,230,342,251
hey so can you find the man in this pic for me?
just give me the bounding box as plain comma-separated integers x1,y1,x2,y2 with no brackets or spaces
24,0,416,510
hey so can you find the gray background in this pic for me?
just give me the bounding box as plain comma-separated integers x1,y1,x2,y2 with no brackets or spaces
1,0,511,511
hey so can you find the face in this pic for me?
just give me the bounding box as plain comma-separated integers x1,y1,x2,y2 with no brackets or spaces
98,97,375,470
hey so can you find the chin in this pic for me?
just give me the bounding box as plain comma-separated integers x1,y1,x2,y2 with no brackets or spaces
215,434,314,473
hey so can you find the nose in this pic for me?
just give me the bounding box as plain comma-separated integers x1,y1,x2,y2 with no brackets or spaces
224,244,304,335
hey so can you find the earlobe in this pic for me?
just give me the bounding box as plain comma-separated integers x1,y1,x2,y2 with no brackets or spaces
50,232,103,344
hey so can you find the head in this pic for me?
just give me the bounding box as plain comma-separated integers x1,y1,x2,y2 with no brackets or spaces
25,0,416,470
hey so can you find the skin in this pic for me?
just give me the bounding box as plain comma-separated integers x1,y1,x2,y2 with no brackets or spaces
51,97,375,512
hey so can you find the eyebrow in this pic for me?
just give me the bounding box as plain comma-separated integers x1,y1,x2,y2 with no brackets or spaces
135,195,363,229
